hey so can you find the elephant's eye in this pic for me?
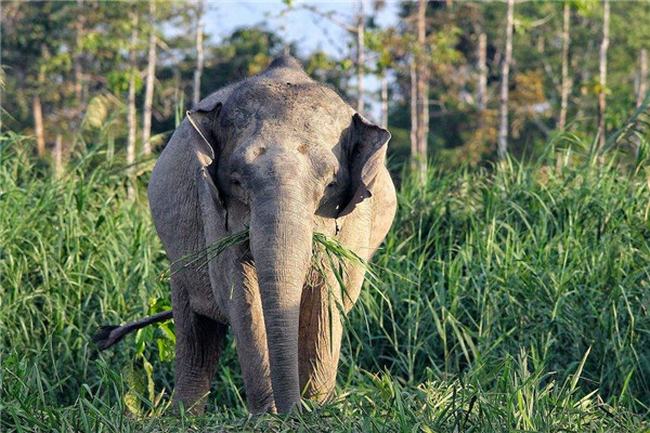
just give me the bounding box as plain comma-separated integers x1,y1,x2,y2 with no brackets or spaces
327,180,337,188
231,178,241,186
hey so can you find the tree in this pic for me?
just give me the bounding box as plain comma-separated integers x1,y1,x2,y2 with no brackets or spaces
304,50,347,92
356,0,366,113
497,0,515,159
292,1,367,114
366,24,398,129
413,0,429,177
637,48,647,108
410,59,418,169
127,9,139,198
558,1,571,130
53,134,63,178
33,95,46,156
33,57,47,158
203,27,287,88
477,31,488,114
1,1,69,158
73,0,85,111
597,0,609,150
4,0,649,173
192,0,205,106
142,0,157,156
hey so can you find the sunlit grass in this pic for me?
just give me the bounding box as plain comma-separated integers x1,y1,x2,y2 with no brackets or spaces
1,134,649,432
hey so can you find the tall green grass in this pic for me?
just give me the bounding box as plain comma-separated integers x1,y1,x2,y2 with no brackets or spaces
1,133,649,432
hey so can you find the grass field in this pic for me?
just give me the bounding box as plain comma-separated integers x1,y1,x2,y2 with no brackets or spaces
1,132,649,432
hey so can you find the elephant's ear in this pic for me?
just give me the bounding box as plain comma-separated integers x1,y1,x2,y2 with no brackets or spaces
186,99,229,229
338,113,391,217
187,96,222,166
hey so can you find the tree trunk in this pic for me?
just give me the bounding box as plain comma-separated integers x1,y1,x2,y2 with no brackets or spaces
74,0,84,107
142,0,157,156
356,0,365,114
497,0,514,160
415,0,429,179
637,48,648,108
409,60,418,172
127,11,139,199
597,0,609,151
53,134,63,179
192,0,205,107
558,1,571,130
576,30,594,122
32,94,46,158
477,32,487,113
380,71,388,129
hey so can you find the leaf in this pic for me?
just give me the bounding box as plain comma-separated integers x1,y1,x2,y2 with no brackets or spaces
143,358,155,403
122,364,144,417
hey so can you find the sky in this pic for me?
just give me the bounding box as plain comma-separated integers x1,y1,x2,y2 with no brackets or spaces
202,1,402,120
205,1,400,57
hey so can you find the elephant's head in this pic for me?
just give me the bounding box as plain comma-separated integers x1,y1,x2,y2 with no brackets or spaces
187,55,390,412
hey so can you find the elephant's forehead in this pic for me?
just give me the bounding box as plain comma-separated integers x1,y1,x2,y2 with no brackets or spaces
221,79,352,142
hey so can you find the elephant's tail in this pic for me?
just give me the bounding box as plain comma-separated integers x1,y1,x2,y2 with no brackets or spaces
93,310,173,351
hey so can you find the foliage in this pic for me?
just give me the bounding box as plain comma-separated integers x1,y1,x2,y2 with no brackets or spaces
1,132,649,432
4,1,648,170
383,0,650,165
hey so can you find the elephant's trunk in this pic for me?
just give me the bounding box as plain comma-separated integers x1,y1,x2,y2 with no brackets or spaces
249,186,313,413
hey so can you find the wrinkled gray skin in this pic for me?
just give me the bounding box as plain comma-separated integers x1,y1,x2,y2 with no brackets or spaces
148,56,396,415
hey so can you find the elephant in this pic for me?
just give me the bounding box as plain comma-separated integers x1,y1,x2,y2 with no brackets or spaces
102,55,396,415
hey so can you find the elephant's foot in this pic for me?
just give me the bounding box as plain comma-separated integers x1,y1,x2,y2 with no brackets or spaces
300,368,337,403
173,375,212,415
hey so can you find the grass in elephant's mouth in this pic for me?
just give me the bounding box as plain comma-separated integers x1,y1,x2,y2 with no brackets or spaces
169,229,369,281
166,229,251,278
312,232,366,267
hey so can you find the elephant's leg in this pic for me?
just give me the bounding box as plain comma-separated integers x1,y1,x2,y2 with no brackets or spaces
298,277,344,403
172,282,227,415
229,259,275,414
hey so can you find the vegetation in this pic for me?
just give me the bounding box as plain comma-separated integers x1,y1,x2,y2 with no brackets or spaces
1,133,649,432
3,1,650,172
2,0,650,431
